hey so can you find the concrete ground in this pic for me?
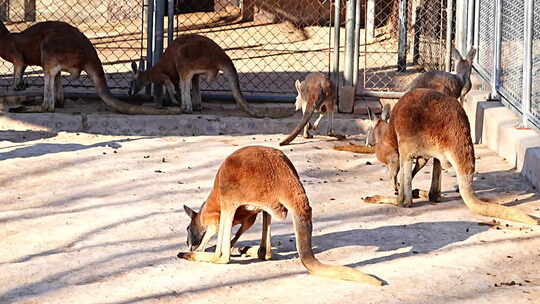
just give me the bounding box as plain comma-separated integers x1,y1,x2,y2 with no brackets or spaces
1,129,540,303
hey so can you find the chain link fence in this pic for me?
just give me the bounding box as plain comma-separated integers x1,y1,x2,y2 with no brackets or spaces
361,0,454,92
0,0,145,94
168,0,336,96
473,0,540,130
499,0,524,106
475,0,494,78
0,0,453,101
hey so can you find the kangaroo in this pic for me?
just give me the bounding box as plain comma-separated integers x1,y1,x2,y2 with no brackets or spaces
0,21,181,115
408,48,476,102
279,73,336,146
178,146,383,285
364,89,537,225
129,34,262,117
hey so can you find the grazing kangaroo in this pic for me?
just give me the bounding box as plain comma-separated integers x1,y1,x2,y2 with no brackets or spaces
129,34,262,117
0,21,180,114
178,146,383,285
279,73,336,146
408,48,476,102
364,89,537,225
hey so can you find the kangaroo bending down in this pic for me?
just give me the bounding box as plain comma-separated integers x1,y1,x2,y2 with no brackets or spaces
364,89,537,225
279,73,336,146
0,21,181,114
129,34,262,117
178,146,383,285
408,48,476,102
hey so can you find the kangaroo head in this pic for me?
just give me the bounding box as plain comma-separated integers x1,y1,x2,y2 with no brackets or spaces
128,61,147,96
183,204,207,251
365,104,391,147
452,48,476,98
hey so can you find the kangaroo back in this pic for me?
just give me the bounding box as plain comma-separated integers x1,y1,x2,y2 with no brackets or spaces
408,48,476,101
180,146,383,284
392,89,537,225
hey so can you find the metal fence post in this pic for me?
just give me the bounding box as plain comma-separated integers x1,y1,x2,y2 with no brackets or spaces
491,0,502,99
332,0,341,93
366,0,375,41
152,0,165,99
521,0,534,127
397,0,408,72
454,0,466,55
445,0,454,72
352,0,361,88
473,0,480,59
168,0,175,47
344,0,356,86
145,0,154,95
467,0,475,51
339,0,357,113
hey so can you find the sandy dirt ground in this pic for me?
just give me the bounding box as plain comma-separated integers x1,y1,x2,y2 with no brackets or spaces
1,131,540,304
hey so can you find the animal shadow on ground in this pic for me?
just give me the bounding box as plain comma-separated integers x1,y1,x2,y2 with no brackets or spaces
0,130,57,143
234,221,489,267
0,137,149,161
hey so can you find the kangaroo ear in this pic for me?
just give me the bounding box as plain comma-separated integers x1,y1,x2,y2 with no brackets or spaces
183,205,197,218
466,48,477,61
131,61,138,74
381,103,391,121
451,48,463,61
295,80,303,93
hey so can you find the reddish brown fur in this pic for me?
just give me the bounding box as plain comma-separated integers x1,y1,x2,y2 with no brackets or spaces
280,73,336,145
0,21,179,114
408,48,476,102
366,89,536,225
132,34,261,117
179,146,382,285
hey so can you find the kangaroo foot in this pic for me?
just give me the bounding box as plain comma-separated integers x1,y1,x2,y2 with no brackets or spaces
177,251,230,264
238,246,273,260
328,132,346,140
362,195,399,206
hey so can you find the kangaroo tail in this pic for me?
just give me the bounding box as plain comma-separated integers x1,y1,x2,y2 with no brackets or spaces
222,62,264,118
279,91,326,146
457,173,537,225
88,65,181,115
292,213,383,285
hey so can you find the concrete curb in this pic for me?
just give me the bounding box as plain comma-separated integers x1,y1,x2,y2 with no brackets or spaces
463,90,540,190
0,112,372,137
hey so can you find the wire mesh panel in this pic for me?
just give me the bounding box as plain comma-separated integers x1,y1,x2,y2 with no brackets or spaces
361,0,452,92
532,1,540,126
0,0,145,94
476,0,495,77
499,0,524,107
169,0,335,96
